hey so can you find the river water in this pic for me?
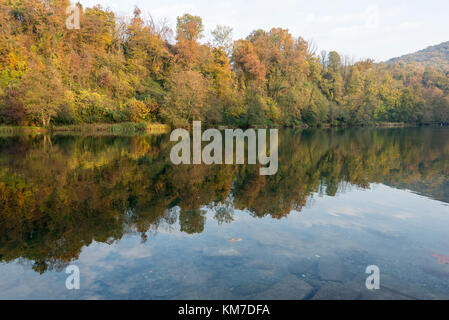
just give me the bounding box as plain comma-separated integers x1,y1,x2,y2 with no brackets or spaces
0,127,448,299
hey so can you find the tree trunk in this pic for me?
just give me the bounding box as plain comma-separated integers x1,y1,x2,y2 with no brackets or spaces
42,115,50,128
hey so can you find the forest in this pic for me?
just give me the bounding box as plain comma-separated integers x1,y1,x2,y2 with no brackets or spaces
0,0,449,128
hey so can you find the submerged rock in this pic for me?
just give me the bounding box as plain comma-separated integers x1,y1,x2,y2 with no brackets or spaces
253,275,313,300
360,288,411,300
312,282,361,300
318,255,345,281
381,275,449,300
232,281,277,297
345,274,447,300
287,257,318,276
431,253,449,264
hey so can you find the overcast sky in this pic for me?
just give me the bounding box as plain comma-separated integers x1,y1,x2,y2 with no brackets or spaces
78,0,449,62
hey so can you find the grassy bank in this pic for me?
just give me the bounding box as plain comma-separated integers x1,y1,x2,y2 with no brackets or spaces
0,126,47,135
0,122,445,136
52,122,170,134
0,123,170,135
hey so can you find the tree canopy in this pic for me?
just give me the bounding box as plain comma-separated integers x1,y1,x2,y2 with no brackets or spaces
0,1,448,127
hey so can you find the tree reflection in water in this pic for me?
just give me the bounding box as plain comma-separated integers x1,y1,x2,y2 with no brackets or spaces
0,127,447,273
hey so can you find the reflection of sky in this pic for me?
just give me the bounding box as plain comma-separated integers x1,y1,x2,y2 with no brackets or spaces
1,183,449,299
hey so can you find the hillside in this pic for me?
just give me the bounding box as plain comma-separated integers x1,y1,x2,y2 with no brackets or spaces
387,41,449,70
0,1,448,127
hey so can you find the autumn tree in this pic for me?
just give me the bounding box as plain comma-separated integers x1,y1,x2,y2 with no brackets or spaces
211,25,233,56
19,64,64,127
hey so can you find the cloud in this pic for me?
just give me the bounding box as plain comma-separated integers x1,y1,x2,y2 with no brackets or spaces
398,22,420,30
151,3,196,18
364,5,380,29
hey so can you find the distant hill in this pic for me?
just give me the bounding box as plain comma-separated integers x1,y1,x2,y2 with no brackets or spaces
386,41,449,70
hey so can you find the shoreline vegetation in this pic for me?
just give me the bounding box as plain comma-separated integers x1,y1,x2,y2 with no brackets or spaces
0,2,448,130
0,122,445,136
0,123,170,135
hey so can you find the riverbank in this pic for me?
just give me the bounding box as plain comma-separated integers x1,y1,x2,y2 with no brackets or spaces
0,123,170,136
0,121,446,136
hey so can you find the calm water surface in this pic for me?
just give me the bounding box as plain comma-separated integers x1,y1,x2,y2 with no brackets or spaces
0,127,448,299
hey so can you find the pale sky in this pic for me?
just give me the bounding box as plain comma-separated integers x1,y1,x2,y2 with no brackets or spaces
78,0,449,62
